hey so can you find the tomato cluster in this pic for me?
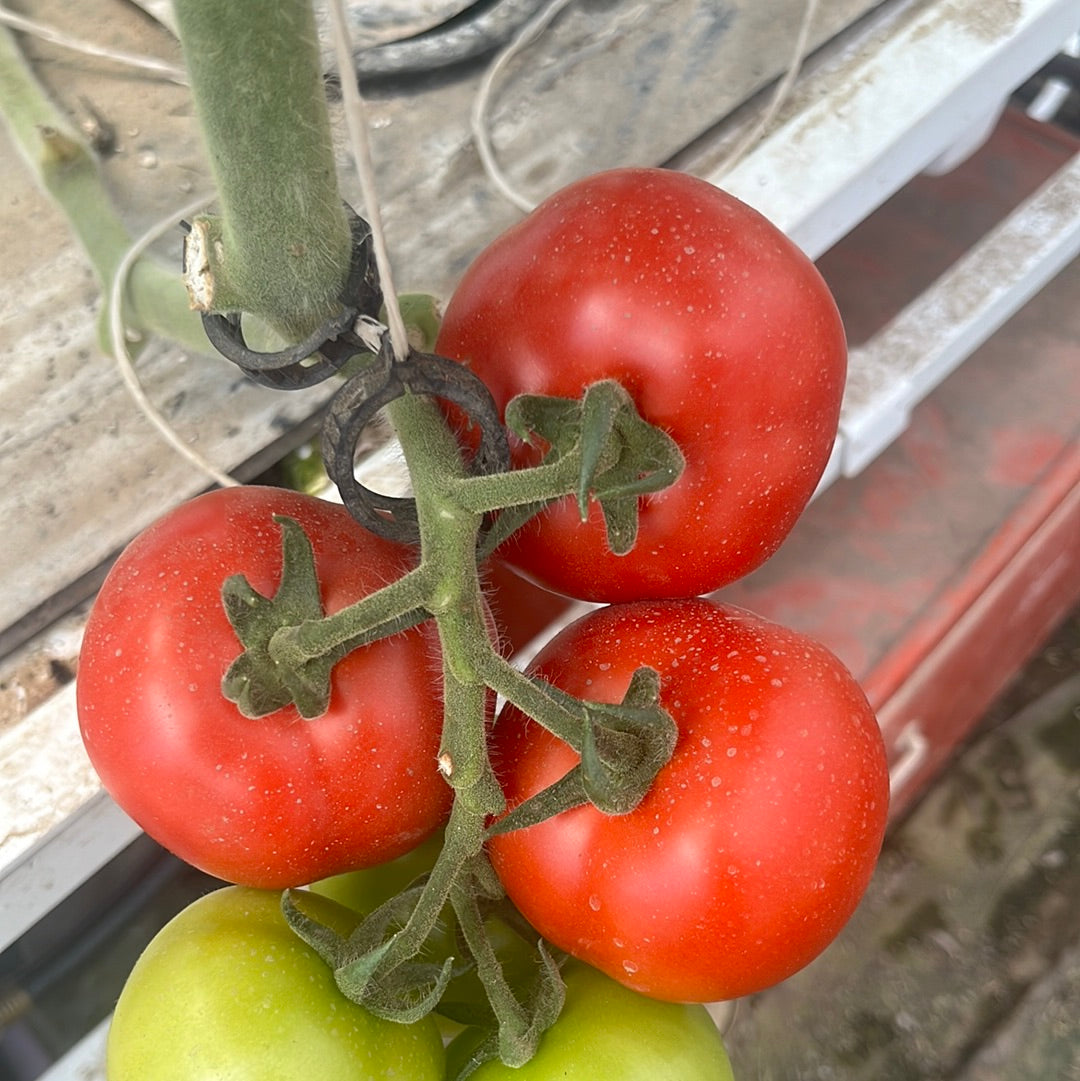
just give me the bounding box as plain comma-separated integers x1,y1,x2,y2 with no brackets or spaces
78,169,888,1080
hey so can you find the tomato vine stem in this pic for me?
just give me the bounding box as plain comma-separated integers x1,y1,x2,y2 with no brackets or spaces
173,0,352,338
477,654,588,751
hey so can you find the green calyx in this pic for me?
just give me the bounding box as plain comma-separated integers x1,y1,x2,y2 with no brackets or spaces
485,666,678,838
220,515,431,720
459,379,685,558
220,516,334,719
506,379,685,554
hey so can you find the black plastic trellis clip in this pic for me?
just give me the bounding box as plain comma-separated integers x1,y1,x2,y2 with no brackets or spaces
323,332,511,546
198,204,383,390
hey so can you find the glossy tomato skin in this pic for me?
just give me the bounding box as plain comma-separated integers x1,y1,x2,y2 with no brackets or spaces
447,962,734,1080
107,887,445,1081
77,487,450,889
436,167,847,602
488,598,889,1002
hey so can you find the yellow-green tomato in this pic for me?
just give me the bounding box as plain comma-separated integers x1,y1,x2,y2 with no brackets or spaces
447,962,735,1080
106,886,445,1081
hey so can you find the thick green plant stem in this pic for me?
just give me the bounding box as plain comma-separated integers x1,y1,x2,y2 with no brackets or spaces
173,0,352,337
387,391,505,814
0,24,207,354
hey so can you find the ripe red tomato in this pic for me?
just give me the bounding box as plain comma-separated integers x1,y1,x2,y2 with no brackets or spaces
77,487,450,888
436,167,847,603
487,598,889,1002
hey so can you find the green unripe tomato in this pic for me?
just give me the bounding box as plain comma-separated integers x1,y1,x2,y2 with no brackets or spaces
106,886,445,1081
447,962,735,1080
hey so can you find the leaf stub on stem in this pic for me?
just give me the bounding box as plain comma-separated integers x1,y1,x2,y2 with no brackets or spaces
173,0,353,337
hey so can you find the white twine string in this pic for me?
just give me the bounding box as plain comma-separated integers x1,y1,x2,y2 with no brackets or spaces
326,0,410,362
0,2,187,83
472,0,575,214
471,0,822,210
108,193,242,490
712,0,821,177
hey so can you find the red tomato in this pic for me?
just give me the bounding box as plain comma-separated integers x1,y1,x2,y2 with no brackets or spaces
77,487,450,888
436,168,847,603
487,598,888,1002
